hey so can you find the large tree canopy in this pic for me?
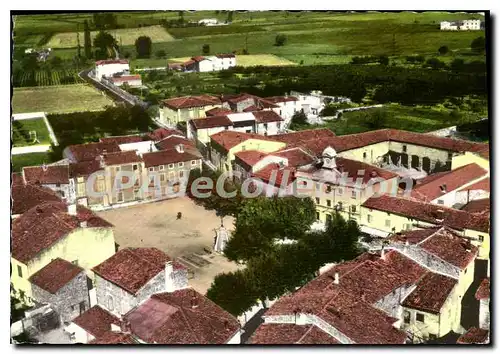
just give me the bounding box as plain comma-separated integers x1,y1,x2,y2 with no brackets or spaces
93,31,117,60
135,36,153,59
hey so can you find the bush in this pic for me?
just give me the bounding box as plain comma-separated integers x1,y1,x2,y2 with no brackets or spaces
202,44,210,55
156,50,167,59
274,34,287,46
135,36,152,59
425,58,447,70
438,45,449,55
471,36,486,54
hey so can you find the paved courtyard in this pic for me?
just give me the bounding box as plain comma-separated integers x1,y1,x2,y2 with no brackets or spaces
97,197,241,294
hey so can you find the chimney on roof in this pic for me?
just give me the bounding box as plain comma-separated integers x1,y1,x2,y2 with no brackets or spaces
191,295,199,309
435,209,445,221
175,144,184,153
42,163,48,172
381,246,386,260
333,272,340,285
68,203,77,216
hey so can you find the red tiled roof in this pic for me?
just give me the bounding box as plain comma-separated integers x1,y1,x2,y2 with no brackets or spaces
23,165,69,185
402,272,457,314
190,116,233,129
210,130,280,151
269,128,337,155
253,110,283,123
125,289,240,344
222,93,256,104
69,160,103,177
100,135,145,145
205,107,233,117
475,278,490,300
156,135,196,151
11,172,24,186
88,331,137,344
298,326,340,344
234,150,270,169
191,56,206,62
475,145,489,160
253,165,296,187
92,248,184,295
250,324,312,344
12,202,112,263
457,327,489,344
29,258,83,294
102,151,142,166
362,195,490,233
95,59,129,66
67,142,121,163
147,128,184,142
162,95,220,110
265,96,299,103
73,306,121,339
142,148,201,168
273,148,315,167
11,183,62,215
459,178,490,192
462,198,490,214
336,156,399,183
242,105,261,112
387,227,441,245
410,164,488,202
110,75,141,82
182,59,195,67
418,228,478,269
257,98,280,109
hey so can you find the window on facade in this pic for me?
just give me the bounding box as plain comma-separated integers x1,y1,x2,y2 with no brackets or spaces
350,205,357,213
116,166,121,172
179,171,184,178
338,188,343,195
149,167,154,172
448,152,453,160
437,199,444,205
367,215,373,223
363,152,367,159
326,185,332,193
117,192,124,203
402,145,407,152
241,145,246,151
326,214,332,223
479,236,484,242
416,313,425,323
316,212,320,220
327,200,331,207
17,265,22,278
178,162,184,168
134,189,140,200
315,182,321,190
60,191,66,198
429,334,437,340
385,219,391,228
168,163,174,169
264,123,268,129
403,311,410,324
191,160,197,165
77,177,84,183
160,174,166,182
97,180,105,192
133,164,138,171
315,197,320,205
351,190,357,199
159,165,165,171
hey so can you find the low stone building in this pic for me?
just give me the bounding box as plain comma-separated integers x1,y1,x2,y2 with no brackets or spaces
29,258,90,323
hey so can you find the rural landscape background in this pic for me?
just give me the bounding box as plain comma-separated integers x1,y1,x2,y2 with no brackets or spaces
11,10,488,171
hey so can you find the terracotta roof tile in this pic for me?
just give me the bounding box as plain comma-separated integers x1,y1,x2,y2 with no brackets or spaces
67,142,121,162
147,128,184,142
191,56,206,62
11,183,62,215
475,278,490,300
362,195,490,233
252,165,296,187
69,160,103,178
102,151,142,166
387,227,441,244
252,110,283,123
462,198,490,214
272,148,314,167
29,258,83,294
110,75,141,82
250,324,312,344
142,148,201,168
297,326,340,344
125,289,240,344
22,165,69,185
189,116,233,129
210,131,280,151
265,96,299,103
458,178,490,192
100,135,145,145
92,248,183,295
73,306,121,338
88,331,137,344
234,150,270,169
162,95,220,110
215,53,235,58
410,164,488,202
156,135,196,151
402,272,457,314
242,105,261,112
457,327,489,344
205,107,233,117
12,202,112,263
95,59,128,66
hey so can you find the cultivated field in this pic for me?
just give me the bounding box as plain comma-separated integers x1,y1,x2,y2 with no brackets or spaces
47,25,175,48
12,85,114,114
97,197,241,294
168,54,296,67
12,118,51,147
13,68,84,87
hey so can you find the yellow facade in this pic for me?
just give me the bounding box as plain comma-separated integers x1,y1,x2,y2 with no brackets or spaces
11,227,115,304
160,104,222,126
452,151,489,171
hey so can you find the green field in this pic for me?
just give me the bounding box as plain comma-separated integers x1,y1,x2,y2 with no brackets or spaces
12,68,84,87
47,25,175,48
14,11,486,68
12,85,114,114
11,152,53,172
12,119,51,147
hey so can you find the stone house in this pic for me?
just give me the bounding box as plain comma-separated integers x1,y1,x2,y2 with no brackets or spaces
29,258,90,323
22,165,70,201
159,95,222,126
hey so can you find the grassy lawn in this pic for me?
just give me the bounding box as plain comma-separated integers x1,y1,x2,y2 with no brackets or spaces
47,25,175,48
12,119,52,147
11,152,52,172
12,85,114,114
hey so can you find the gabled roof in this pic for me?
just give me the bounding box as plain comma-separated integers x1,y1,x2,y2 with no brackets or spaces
124,289,240,344
92,248,184,295
242,105,261,112
69,160,103,178
475,278,490,300
210,130,280,151
147,128,184,142
189,116,233,129
410,164,488,202
88,331,137,344
252,110,283,123
234,150,271,169
29,258,83,294
142,148,201,168
457,328,489,344
156,135,196,151
253,165,296,187
215,53,235,58
23,165,69,185
462,198,490,214
11,183,62,215
250,324,339,344
73,306,121,339
272,148,315,167
95,59,129,66
402,272,457,314
162,95,220,110
102,151,142,166
458,178,490,192
66,142,121,163
362,195,490,233
205,107,233,117
12,202,112,264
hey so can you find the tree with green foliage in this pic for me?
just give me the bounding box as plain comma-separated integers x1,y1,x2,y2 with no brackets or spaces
156,49,167,59
378,55,389,65
83,20,92,59
49,56,63,68
178,11,185,24
21,53,39,71
450,58,465,72
135,36,153,58
226,11,234,23
93,31,117,60
206,270,259,316
289,110,308,129
364,108,388,129
320,105,338,117
425,57,447,70
274,34,287,46
202,44,210,55
471,36,486,54
438,45,449,55
93,13,117,30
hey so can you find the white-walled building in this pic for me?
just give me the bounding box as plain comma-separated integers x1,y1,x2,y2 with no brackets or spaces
183,54,236,72
109,74,142,87
440,19,482,31
95,60,130,79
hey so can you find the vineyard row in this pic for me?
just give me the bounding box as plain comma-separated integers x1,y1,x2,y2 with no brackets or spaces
13,69,84,87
